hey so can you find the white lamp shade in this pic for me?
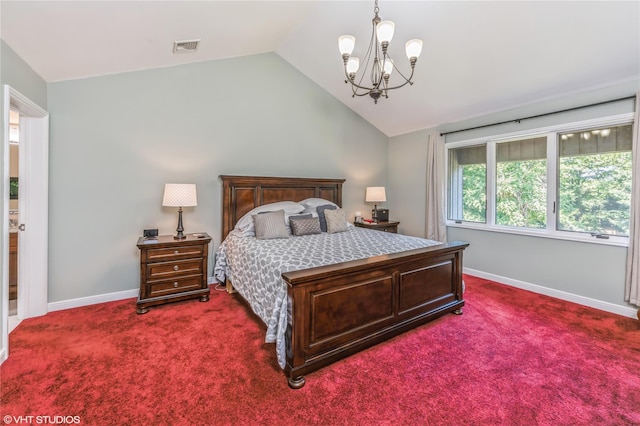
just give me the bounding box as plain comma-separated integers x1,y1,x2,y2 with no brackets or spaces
405,39,423,59
162,183,197,207
338,35,356,55
346,57,360,74
376,20,395,44
365,187,387,203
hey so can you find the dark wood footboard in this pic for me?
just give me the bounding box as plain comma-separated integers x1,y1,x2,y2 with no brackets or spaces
282,241,468,388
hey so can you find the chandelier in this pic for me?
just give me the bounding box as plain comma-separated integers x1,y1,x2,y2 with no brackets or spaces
338,0,423,104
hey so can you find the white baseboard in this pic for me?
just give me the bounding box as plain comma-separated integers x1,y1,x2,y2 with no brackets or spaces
48,289,138,312
48,276,218,312
465,267,638,319
43,271,639,319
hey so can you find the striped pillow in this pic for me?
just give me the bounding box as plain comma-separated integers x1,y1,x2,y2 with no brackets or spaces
253,210,289,239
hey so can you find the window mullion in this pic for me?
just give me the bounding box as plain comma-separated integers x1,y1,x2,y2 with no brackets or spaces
486,141,496,225
547,132,558,232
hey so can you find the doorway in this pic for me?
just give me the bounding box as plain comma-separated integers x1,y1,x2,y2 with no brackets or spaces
1,85,49,363
8,109,19,322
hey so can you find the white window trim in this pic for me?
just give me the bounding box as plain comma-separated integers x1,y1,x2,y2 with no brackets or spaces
445,112,634,248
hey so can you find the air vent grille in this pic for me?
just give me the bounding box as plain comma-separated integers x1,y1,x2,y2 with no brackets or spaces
173,39,200,54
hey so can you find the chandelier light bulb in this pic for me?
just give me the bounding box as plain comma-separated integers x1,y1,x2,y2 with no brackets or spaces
382,59,394,75
338,35,356,56
376,20,395,44
405,39,423,60
346,57,360,74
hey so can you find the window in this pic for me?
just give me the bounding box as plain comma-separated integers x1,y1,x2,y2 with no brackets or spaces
446,115,633,244
558,124,632,236
496,137,547,229
448,145,486,223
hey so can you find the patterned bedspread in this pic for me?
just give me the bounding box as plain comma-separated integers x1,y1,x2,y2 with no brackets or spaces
213,226,442,368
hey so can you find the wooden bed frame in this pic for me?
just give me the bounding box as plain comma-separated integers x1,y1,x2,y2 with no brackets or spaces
220,175,468,389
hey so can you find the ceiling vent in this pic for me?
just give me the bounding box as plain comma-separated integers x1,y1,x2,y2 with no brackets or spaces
173,39,200,54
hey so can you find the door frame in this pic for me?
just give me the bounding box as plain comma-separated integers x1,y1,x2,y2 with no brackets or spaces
1,85,49,363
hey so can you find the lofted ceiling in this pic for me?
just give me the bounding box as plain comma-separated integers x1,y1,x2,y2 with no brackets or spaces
1,1,638,137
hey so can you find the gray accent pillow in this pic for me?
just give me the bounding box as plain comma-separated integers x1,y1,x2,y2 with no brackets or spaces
316,204,338,232
253,210,289,239
325,208,349,234
288,213,313,225
291,217,322,236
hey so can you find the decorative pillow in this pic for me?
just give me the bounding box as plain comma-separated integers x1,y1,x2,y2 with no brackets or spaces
288,213,313,225
235,201,304,237
290,217,322,236
325,208,349,234
253,210,290,239
316,204,337,232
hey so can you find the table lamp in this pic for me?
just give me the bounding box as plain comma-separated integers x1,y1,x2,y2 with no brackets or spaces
365,186,386,223
162,183,197,239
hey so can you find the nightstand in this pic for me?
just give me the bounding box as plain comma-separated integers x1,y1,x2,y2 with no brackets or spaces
136,233,211,314
354,220,400,233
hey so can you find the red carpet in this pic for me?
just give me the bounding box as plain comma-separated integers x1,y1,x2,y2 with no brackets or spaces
2,275,639,425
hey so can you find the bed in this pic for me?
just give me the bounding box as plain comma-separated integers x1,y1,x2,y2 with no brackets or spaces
216,175,468,389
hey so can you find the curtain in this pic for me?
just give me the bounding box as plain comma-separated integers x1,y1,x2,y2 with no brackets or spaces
425,130,447,242
625,93,640,312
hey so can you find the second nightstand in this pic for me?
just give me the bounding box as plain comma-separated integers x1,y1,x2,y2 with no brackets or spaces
136,233,211,314
354,220,400,233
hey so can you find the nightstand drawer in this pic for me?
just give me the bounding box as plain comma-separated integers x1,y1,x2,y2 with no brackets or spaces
147,259,202,280
149,276,203,297
147,245,205,261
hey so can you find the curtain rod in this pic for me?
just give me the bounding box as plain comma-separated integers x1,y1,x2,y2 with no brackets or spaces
440,95,636,137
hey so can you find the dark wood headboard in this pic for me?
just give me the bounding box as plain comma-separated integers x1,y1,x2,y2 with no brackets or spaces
220,175,346,240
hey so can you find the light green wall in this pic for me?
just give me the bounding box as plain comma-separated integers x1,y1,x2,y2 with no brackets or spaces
389,79,638,311
447,227,628,305
387,128,428,237
0,40,47,326
47,53,388,302
0,40,47,110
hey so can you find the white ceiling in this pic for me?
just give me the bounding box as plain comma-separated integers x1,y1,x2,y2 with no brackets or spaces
1,1,639,136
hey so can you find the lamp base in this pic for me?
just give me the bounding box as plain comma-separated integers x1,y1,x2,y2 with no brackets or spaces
174,207,186,240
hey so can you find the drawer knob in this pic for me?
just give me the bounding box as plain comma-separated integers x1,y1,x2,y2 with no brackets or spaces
174,265,179,271
174,250,179,254
173,282,178,288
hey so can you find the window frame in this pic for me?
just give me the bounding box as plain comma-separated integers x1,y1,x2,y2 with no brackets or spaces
445,112,634,247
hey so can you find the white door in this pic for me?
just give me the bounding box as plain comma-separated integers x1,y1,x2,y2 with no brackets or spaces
1,85,49,363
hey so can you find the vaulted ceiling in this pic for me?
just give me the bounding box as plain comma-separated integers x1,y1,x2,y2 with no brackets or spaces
1,1,638,136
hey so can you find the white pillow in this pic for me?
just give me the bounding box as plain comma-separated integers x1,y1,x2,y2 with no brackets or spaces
300,198,340,209
235,201,304,237
299,198,338,216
